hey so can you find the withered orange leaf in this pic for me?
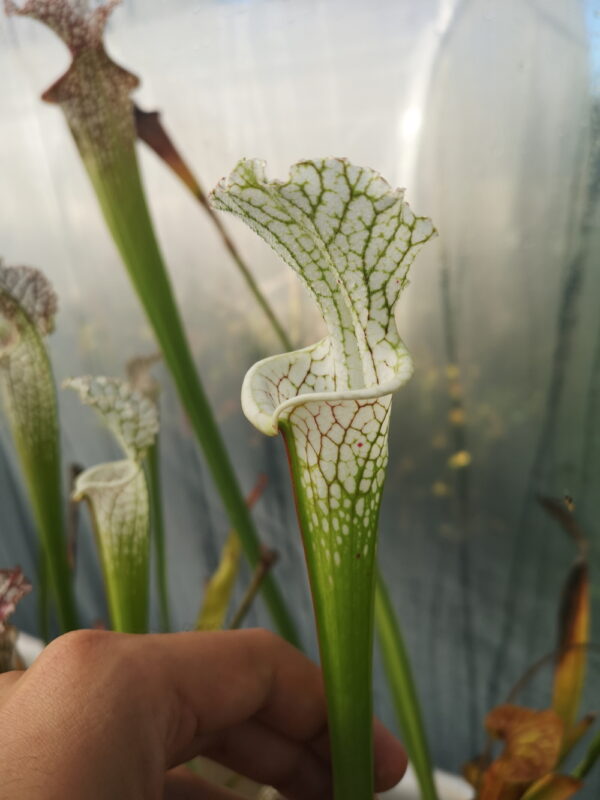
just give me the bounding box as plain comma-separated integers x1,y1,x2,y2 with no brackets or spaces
478,766,531,800
485,705,563,783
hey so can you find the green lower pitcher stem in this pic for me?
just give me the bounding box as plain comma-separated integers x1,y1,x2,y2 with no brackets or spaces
282,425,376,800
146,441,171,632
315,573,375,800
19,411,79,633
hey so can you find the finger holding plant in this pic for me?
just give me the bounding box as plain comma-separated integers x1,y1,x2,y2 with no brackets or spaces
211,157,436,800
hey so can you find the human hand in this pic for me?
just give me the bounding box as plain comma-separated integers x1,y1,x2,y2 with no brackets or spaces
0,628,406,799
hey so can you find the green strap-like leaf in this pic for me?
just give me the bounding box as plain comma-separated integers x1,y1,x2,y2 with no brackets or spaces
133,106,294,352
375,569,439,800
126,353,171,631
0,262,78,632
74,460,149,633
211,158,436,800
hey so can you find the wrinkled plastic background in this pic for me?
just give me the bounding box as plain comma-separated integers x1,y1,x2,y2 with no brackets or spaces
1,0,599,790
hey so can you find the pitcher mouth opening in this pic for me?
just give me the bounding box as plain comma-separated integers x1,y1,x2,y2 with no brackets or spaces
241,342,414,437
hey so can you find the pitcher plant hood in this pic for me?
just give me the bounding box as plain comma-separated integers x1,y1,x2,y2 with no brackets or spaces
211,157,436,433
5,0,139,168
210,158,436,550
64,375,157,633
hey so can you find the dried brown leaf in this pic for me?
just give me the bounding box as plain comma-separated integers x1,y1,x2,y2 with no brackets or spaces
484,705,563,783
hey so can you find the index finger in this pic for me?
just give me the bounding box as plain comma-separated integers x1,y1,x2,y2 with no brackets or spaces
0,671,23,708
142,628,405,789
147,628,327,748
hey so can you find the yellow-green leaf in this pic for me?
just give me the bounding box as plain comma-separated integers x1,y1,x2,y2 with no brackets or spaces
196,532,242,632
552,560,590,735
196,475,268,632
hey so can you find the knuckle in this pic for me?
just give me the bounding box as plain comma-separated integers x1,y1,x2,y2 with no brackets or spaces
43,629,107,665
38,629,120,684
245,627,292,669
249,627,280,650
37,630,150,706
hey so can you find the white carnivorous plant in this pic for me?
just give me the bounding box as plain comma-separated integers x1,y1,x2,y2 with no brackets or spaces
211,157,436,800
64,376,158,633
0,262,77,632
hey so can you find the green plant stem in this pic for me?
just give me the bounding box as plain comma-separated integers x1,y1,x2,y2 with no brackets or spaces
146,440,170,632
375,569,438,800
24,440,78,633
282,424,374,800
133,106,293,352
84,147,299,646
229,547,277,630
309,549,374,800
8,345,78,634
572,729,600,780
99,533,148,634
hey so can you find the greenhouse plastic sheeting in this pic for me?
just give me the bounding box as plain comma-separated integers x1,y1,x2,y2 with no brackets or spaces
1,0,598,790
